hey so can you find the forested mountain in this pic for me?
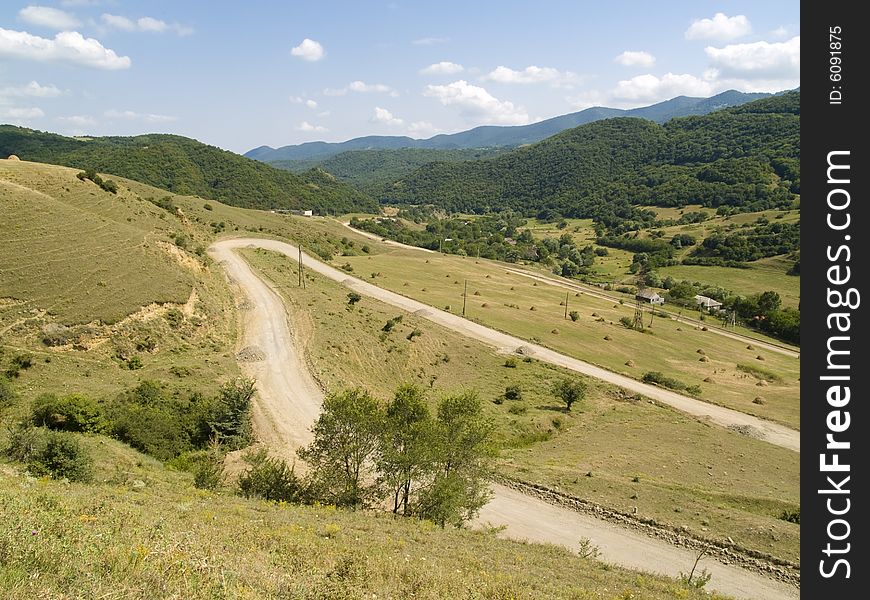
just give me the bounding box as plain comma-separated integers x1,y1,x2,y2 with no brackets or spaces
381,92,800,218
270,147,507,195
0,126,377,214
247,90,773,163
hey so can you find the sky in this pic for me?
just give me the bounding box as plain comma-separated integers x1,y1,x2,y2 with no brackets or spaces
0,1,800,153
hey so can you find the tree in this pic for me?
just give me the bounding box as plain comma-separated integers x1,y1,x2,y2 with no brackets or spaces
757,291,782,315
552,378,587,411
299,388,383,508
379,384,432,515
417,392,493,527
209,378,255,449
347,292,362,306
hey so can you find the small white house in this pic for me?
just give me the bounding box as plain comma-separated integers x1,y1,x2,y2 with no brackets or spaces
694,294,722,311
636,289,665,305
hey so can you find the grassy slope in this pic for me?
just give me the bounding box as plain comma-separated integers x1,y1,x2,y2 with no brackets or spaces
243,248,800,564
0,442,722,600
0,127,377,213
329,244,800,429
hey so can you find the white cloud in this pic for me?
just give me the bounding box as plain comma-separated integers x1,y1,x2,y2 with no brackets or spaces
565,90,607,110
611,73,714,103
101,14,193,36
420,61,464,75
61,0,102,5
19,6,82,30
1,106,45,120
408,120,437,136
297,121,328,132
291,38,324,61
289,95,303,103
614,51,656,68
324,81,395,96
686,13,751,41
57,114,96,126
705,36,800,81
482,65,579,87
371,106,403,126
770,26,789,39
104,109,176,123
317,110,331,117
423,80,529,125
305,99,318,109
0,28,131,69
412,37,449,45
0,81,63,98
289,96,318,109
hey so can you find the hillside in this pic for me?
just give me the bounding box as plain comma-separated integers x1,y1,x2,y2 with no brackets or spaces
248,90,773,163
381,92,800,216
0,126,377,214
0,444,722,600
270,147,508,195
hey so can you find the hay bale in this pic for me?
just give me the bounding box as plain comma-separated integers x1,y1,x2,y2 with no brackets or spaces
603,335,612,341
753,397,766,405
756,355,765,361
625,360,635,367
7,154,21,161
696,348,705,354
703,377,714,383
699,356,709,362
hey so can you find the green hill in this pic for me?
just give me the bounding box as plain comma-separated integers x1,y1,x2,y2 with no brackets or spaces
270,147,507,195
0,126,377,214
382,92,800,218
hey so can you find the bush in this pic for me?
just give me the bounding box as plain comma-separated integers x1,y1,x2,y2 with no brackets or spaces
5,427,92,482
569,311,579,322
203,203,214,211
642,371,699,395
382,315,403,332
30,393,105,433
503,384,522,401
347,292,362,306
4,353,34,378
406,329,423,341
238,448,308,502
0,377,14,408
780,508,800,524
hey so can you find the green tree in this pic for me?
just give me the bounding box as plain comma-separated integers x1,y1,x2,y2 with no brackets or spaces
552,378,587,412
417,392,493,527
379,384,433,515
757,291,782,315
347,292,362,305
209,378,255,449
299,388,383,508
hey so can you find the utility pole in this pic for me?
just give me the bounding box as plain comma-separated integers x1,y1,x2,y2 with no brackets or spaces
298,246,306,289
462,280,467,318
564,290,569,319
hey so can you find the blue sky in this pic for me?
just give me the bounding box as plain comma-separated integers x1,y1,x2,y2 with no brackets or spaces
0,1,799,153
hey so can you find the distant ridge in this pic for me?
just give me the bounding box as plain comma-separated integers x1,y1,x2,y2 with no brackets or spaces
246,90,775,163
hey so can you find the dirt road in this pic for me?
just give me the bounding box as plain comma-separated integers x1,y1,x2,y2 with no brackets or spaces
210,237,799,600
212,238,799,453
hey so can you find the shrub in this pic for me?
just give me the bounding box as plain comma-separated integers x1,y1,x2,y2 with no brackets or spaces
0,377,14,408
503,357,518,368
569,311,579,322
340,262,354,272
780,508,800,524
4,353,34,378
347,292,362,306
382,315,403,332
507,404,527,415
642,371,699,395
30,393,105,433
503,384,522,401
406,328,423,341
203,203,214,211
5,427,92,482
736,363,783,383
238,448,307,502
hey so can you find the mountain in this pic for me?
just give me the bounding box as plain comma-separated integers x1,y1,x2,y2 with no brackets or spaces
380,92,800,217
246,90,773,163
0,126,377,214
271,147,508,195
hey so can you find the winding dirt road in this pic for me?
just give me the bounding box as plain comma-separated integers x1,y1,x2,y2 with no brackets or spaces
213,237,798,453
209,237,799,600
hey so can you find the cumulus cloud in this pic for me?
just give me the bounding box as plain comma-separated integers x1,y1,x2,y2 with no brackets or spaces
101,14,193,36
371,106,403,126
0,28,131,69
289,96,318,109
614,51,656,68
104,109,176,123
0,106,45,120
305,99,318,109
705,36,800,81
685,13,751,41
408,121,438,136
291,38,324,61
423,80,529,125
19,6,82,30
611,73,714,103
412,37,449,45
482,65,579,87
0,81,63,98
420,61,464,75
57,114,96,126
324,81,395,96
297,121,328,132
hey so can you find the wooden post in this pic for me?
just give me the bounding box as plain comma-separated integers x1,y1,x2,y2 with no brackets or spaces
462,280,467,317
564,290,569,319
